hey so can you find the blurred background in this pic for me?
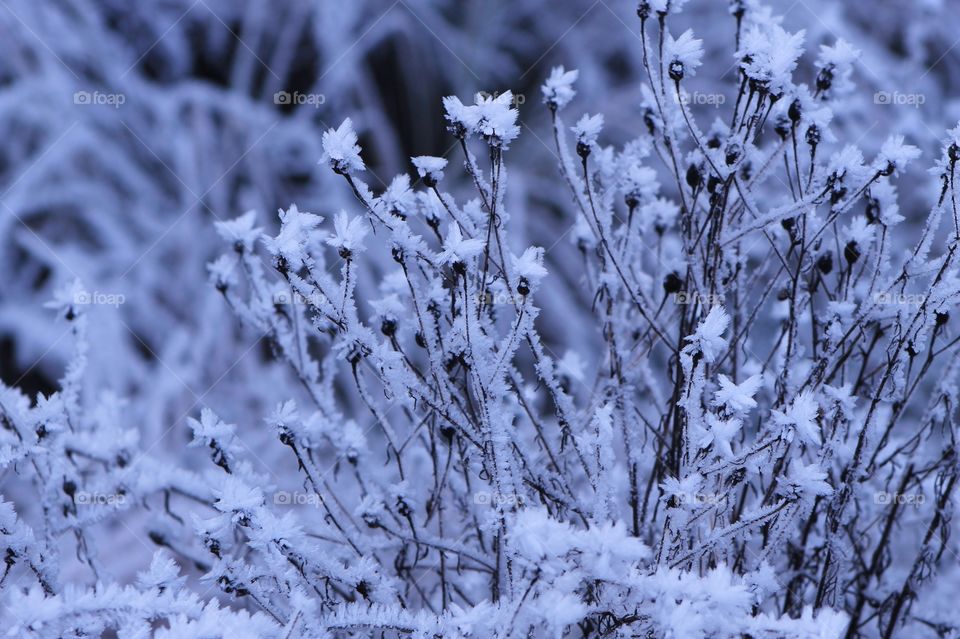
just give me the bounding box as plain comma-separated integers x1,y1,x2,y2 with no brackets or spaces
0,0,957,563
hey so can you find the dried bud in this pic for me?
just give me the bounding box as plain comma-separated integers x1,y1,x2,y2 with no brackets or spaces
816,65,833,93
725,142,742,166
844,240,860,265
686,163,703,189
663,271,683,294
707,174,722,194
643,108,657,135
669,60,684,82
816,251,833,274
788,99,802,123
380,318,397,337
865,196,880,224
774,115,791,140
517,278,530,297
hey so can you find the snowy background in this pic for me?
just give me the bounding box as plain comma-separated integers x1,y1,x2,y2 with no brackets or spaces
1,0,960,637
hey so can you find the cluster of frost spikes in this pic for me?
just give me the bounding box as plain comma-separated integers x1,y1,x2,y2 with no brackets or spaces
4,0,960,637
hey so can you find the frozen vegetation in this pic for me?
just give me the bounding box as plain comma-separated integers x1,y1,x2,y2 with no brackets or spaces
2,0,960,637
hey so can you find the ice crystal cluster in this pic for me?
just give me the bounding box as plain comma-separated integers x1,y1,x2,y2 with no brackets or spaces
2,0,960,637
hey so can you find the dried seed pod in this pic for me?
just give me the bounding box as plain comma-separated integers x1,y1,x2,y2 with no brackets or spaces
844,240,860,264
663,271,683,294
816,251,833,275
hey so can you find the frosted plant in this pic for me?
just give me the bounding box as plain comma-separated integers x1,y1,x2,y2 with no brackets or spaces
4,0,960,637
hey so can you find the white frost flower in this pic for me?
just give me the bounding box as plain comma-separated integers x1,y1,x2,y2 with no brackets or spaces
436,224,484,266
781,461,833,498
411,155,448,186
326,211,368,258
645,197,680,232
511,246,548,291
772,390,821,446
188,407,235,447
214,210,261,253
541,65,579,110
572,113,604,150
878,135,921,175
472,91,520,148
320,117,365,174
213,476,264,514
816,38,860,95
442,95,474,136
621,165,659,205
665,29,704,80
684,306,730,363
137,552,186,592
713,373,763,414
702,414,742,459
380,174,416,219
263,204,323,269
737,24,805,95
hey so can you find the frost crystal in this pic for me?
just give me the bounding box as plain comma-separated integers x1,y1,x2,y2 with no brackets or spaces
541,66,579,110
320,117,366,174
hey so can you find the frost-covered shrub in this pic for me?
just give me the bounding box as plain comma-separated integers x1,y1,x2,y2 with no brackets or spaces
3,0,960,637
